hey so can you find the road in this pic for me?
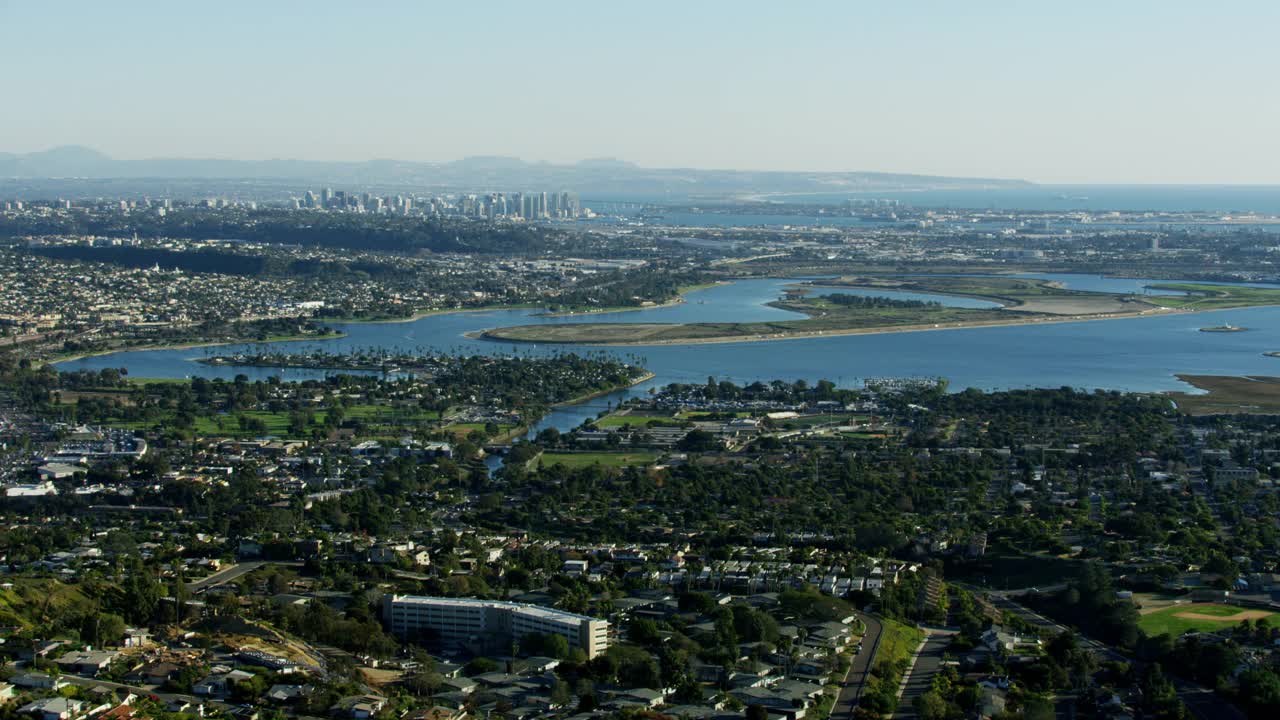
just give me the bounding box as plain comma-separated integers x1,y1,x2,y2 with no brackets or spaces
188,560,303,593
832,612,883,719
893,631,954,719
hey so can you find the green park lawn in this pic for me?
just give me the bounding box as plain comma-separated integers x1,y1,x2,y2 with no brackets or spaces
594,414,683,428
539,452,658,469
1137,603,1275,637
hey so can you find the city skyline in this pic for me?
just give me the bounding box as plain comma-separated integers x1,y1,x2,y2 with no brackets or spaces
3,1,1278,185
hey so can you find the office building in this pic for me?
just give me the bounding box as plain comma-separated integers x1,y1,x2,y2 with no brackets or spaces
383,595,609,658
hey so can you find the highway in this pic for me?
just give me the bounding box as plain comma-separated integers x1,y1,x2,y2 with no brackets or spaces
188,561,303,593
832,612,883,719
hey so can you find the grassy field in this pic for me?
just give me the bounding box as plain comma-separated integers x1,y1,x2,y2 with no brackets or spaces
1138,603,1275,636
1146,283,1280,310
539,452,658,468
675,410,755,419
593,413,684,428
774,413,855,428
1166,375,1280,415
442,422,518,439
876,617,925,672
0,578,95,630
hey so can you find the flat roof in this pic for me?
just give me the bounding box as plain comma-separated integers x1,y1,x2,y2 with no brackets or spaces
386,594,603,623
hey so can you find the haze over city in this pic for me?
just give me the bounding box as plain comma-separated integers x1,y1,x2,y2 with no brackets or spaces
7,5,1280,720
3,0,1279,184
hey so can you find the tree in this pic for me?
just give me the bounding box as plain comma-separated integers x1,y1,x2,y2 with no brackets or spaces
550,679,572,707
915,691,949,720
404,671,443,697
628,619,663,646
1239,668,1280,716
745,705,769,720
81,612,126,647
677,428,720,452
117,566,162,624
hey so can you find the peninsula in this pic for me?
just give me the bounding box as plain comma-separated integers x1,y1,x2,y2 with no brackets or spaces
478,276,1280,346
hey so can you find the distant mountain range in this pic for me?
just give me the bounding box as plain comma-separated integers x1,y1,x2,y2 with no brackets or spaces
0,146,1033,197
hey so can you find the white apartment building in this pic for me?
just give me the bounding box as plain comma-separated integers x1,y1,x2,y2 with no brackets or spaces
383,595,609,658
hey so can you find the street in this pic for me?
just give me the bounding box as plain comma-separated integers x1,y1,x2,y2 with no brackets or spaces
188,560,302,593
893,631,954,719
832,612,883,719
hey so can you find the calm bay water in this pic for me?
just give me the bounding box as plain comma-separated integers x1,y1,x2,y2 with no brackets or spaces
746,185,1280,214
56,275,1280,438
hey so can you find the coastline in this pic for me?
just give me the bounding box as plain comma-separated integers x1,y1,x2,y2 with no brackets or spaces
469,304,1215,347
551,371,657,407
480,371,658,447
325,282,724,324
537,281,725,318
48,331,347,366
323,303,542,324
795,282,1025,309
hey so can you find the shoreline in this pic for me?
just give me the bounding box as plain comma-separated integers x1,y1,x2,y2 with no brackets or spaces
325,282,724,324
323,303,542,325
469,304,1221,347
551,371,657,408
481,372,659,449
49,331,347,366
537,282,724,318
792,281,1023,310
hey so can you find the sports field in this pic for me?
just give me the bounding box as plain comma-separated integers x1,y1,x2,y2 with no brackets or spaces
1137,602,1275,636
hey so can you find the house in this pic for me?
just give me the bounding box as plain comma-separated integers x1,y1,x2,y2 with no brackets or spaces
0,683,15,703
56,649,119,676
122,628,151,648
24,640,65,660
165,699,203,716
193,669,255,696
19,697,85,720
981,627,1019,652
403,707,466,720
978,688,1007,719
265,684,314,704
95,705,136,720
437,677,478,695
10,673,67,690
602,688,665,708
336,696,386,719
126,661,181,686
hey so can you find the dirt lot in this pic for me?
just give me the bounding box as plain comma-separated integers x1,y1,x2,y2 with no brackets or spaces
1175,609,1273,621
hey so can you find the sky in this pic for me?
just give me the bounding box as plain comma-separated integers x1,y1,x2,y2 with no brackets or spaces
2,0,1278,184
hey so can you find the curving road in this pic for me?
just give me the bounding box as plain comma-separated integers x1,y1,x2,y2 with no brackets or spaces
188,561,303,593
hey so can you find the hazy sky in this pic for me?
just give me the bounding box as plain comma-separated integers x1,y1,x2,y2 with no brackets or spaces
2,0,1278,183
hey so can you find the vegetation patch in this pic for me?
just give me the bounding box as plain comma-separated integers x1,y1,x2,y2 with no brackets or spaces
1137,603,1275,636
1166,375,1280,415
539,452,658,468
